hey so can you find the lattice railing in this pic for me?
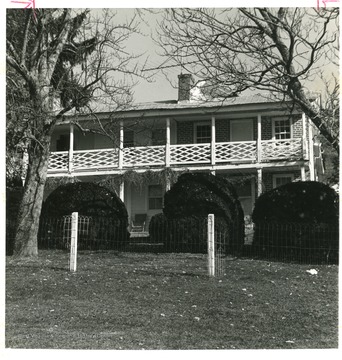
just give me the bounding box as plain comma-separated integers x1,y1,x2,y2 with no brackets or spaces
216,141,257,162
170,143,211,164
48,151,69,172
48,138,304,174
124,145,165,167
261,139,302,161
73,148,119,170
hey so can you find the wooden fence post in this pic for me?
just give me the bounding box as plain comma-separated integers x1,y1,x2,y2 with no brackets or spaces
70,212,78,272
207,214,215,277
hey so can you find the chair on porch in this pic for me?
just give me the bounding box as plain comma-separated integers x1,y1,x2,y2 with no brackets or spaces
131,214,147,233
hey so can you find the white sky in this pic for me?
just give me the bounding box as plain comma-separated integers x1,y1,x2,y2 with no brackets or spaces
93,6,340,103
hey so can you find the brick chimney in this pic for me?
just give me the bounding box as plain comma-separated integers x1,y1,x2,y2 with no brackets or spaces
178,73,194,102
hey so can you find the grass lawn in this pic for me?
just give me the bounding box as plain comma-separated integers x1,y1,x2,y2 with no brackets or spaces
5,250,339,350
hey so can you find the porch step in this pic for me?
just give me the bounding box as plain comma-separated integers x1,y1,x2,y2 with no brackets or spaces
130,231,150,239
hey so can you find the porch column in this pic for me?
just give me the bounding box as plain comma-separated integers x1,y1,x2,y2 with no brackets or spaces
119,179,125,202
118,120,124,169
301,113,308,160
68,123,74,173
165,117,171,167
257,168,263,197
211,116,216,165
300,163,306,181
308,120,315,180
257,114,262,163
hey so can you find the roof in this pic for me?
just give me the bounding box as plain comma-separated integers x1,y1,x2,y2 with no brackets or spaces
61,93,296,123
126,93,283,112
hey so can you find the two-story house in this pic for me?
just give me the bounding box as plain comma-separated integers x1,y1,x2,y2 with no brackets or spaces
46,74,324,229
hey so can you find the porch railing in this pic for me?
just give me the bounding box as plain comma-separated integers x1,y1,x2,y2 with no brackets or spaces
48,138,304,173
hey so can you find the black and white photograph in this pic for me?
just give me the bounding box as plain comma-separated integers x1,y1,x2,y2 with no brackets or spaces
2,0,340,354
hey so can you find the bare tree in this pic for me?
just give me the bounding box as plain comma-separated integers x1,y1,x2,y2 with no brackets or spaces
157,7,339,152
6,8,145,257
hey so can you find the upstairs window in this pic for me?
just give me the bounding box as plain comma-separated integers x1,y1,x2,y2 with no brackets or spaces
148,185,163,210
273,119,292,140
195,123,211,143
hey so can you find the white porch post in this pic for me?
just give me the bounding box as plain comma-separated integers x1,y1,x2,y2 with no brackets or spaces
302,113,308,160
119,179,125,202
257,168,263,197
68,123,74,173
119,120,124,169
211,116,216,165
257,115,262,163
166,117,171,167
308,120,315,180
300,163,306,181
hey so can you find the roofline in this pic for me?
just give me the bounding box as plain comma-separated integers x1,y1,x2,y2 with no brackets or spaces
58,98,301,124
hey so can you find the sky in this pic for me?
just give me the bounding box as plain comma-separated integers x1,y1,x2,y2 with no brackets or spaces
2,2,339,105
81,5,337,103
88,5,339,104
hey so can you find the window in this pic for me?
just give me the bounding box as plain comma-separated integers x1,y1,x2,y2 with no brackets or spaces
124,130,134,148
195,123,211,143
148,185,163,210
273,119,291,140
273,174,294,189
152,129,165,146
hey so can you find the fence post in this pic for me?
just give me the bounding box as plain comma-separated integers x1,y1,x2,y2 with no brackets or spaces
207,214,215,277
70,212,78,272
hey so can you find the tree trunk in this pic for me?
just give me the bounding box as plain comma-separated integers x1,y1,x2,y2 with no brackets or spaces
13,134,51,257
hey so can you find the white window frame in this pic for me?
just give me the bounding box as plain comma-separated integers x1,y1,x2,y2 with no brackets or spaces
230,119,254,142
272,117,293,140
194,122,211,144
272,174,294,189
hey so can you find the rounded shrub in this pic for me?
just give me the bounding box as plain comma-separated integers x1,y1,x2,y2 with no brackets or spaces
40,182,130,250
251,181,339,263
150,173,244,254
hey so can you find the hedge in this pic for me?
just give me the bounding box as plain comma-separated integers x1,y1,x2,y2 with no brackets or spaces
40,182,130,250
150,173,245,254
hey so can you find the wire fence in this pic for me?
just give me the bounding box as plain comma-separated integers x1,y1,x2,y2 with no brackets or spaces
6,215,339,266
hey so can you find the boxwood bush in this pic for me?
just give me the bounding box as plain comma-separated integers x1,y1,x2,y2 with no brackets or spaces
251,181,339,263
150,173,245,254
39,182,130,250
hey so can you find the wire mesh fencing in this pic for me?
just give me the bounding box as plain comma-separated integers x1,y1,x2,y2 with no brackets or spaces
247,221,339,264
6,214,339,266
38,215,130,251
